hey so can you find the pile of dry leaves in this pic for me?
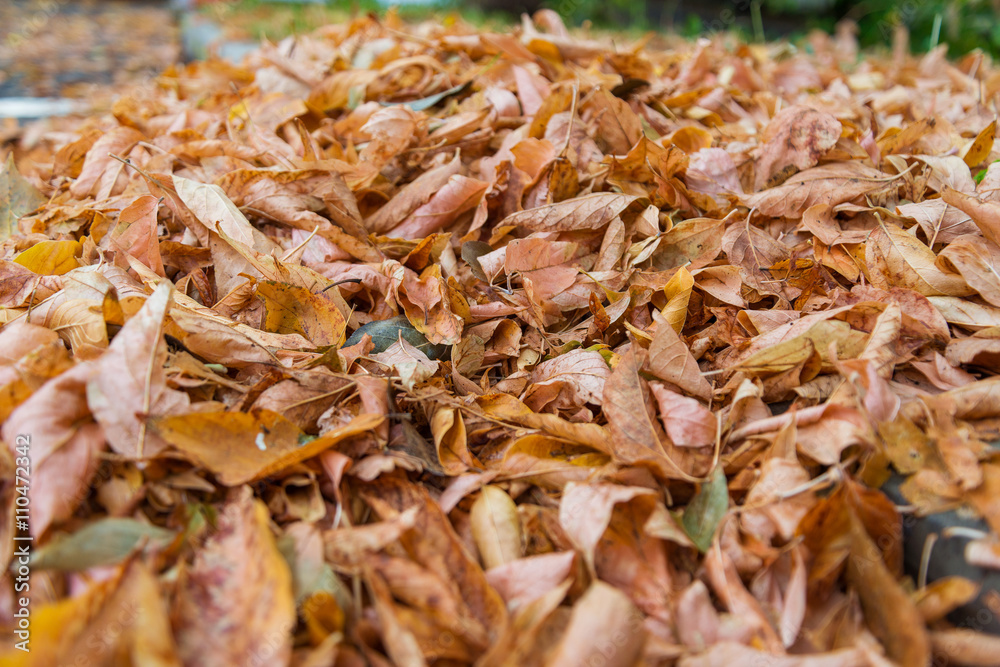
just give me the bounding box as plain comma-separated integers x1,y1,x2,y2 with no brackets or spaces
5,8,1000,666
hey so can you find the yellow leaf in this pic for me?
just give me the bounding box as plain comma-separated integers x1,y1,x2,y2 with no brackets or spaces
150,410,383,485
476,392,613,453
736,320,866,375
661,265,694,333
963,120,996,168
469,486,523,570
528,86,574,139
878,117,937,156
525,38,563,64
303,591,346,643
256,280,347,347
500,434,611,489
670,125,714,155
430,406,475,475
914,576,980,623
307,70,377,113
0,559,179,667
14,239,81,275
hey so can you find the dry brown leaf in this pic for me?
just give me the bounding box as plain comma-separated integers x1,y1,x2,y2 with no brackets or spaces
2,362,103,536
256,280,347,347
754,105,842,190
366,155,464,234
867,220,974,296
846,510,930,665
69,126,143,199
939,235,1000,306
647,318,713,400
742,162,897,218
86,282,190,458
649,382,717,448
0,559,181,666
390,175,488,240
174,488,296,666
105,195,166,277
499,193,640,232
544,581,644,667
152,410,382,485
470,485,523,569
942,186,1000,247
358,475,509,650
522,348,610,413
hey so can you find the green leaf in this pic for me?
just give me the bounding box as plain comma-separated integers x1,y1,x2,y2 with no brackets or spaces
30,518,176,571
381,81,471,112
344,315,449,359
975,159,1000,184
681,466,729,553
0,153,46,242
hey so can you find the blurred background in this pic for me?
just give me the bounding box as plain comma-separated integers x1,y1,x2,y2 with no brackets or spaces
206,0,1000,57
1,0,998,119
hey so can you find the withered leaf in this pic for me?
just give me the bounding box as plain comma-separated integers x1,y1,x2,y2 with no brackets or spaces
867,220,974,296
152,410,383,485
462,240,495,282
174,488,296,666
6,13,1000,664
498,193,640,232
2,361,104,537
470,485,523,570
87,282,190,458
754,105,841,190
256,280,347,347
742,162,898,218
0,153,45,242
0,559,181,666
963,120,996,167
846,510,930,665
647,319,713,400
545,582,644,667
